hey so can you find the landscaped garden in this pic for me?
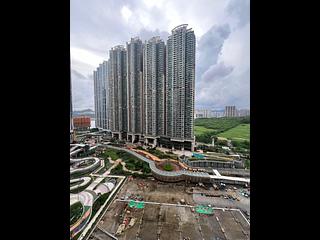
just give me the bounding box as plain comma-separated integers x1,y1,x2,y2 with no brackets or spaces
70,202,84,226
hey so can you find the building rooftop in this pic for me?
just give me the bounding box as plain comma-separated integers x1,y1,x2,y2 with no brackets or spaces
130,36,141,41
111,45,125,50
148,36,162,43
172,24,188,32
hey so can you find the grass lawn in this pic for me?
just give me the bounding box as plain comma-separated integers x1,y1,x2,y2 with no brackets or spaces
70,202,83,226
103,148,151,174
217,124,250,141
194,117,250,144
102,149,119,160
91,192,111,221
195,117,249,132
194,126,216,135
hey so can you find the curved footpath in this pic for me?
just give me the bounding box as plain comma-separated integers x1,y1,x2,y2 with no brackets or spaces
103,145,250,186
70,144,115,239
70,157,101,175
70,177,92,191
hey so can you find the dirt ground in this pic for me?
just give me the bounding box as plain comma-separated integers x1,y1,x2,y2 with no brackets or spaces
89,178,250,240
191,186,250,215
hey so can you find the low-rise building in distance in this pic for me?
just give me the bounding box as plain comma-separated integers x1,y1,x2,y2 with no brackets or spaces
73,116,91,130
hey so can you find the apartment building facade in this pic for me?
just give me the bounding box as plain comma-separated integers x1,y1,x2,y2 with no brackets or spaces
127,37,144,142
143,36,166,146
108,45,128,139
93,61,108,129
93,25,195,150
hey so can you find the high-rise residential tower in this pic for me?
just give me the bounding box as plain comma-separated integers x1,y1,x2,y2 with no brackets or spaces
195,109,212,118
108,45,127,140
237,108,250,117
70,64,73,131
92,24,196,150
165,24,195,151
143,36,166,146
70,59,74,143
93,61,108,129
225,106,237,117
127,37,143,143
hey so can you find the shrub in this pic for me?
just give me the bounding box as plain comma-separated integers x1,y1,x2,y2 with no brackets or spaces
244,159,250,169
163,163,173,171
91,192,110,218
70,202,83,226
232,140,250,149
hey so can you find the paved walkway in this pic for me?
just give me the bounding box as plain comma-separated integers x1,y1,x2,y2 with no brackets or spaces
70,177,91,191
101,157,143,177
79,191,94,206
120,161,142,174
70,194,80,205
157,147,193,157
86,177,104,191
213,169,221,176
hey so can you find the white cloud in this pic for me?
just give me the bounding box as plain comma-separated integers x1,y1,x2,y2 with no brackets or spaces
219,23,250,74
143,0,165,8
71,69,94,110
121,5,132,23
71,47,105,71
71,0,250,110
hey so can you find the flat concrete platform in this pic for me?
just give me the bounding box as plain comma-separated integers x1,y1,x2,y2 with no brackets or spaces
88,179,250,240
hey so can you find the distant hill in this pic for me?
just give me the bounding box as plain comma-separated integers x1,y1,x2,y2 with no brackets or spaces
74,108,93,113
73,109,95,118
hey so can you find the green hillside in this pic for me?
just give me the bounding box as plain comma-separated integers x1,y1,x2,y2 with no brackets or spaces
217,124,250,141
194,117,250,144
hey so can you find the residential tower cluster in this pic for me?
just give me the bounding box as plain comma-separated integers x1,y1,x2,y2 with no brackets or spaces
194,106,250,119
94,24,196,151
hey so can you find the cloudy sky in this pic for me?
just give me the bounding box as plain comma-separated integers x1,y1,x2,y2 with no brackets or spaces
71,0,250,111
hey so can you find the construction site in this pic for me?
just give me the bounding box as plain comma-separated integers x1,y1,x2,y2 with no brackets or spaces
89,178,250,240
